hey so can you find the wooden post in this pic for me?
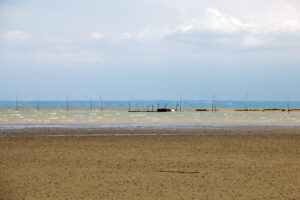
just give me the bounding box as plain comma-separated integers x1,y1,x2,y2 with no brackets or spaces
214,94,217,112
246,92,248,111
67,95,69,112
15,95,18,111
90,98,93,111
288,99,290,114
211,96,214,113
179,97,182,112
212,94,216,113
37,94,40,111
99,95,103,112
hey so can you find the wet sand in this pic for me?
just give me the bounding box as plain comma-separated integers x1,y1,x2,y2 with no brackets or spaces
0,126,300,199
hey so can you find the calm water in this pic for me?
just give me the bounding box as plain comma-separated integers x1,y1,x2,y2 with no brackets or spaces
0,100,299,109
0,100,300,126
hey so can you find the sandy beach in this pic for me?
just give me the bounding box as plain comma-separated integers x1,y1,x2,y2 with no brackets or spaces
0,126,300,200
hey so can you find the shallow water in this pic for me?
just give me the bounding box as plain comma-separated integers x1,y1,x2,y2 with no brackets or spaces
1,108,300,126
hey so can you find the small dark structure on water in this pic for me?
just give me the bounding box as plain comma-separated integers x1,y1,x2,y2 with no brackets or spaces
128,102,176,112
157,108,175,112
195,109,208,112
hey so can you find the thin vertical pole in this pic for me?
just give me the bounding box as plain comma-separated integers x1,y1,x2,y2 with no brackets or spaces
246,92,248,111
214,94,217,112
67,95,69,112
212,94,216,113
100,95,103,112
90,98,93,111
15,94,18,111
37,94,40,111
128,102,131,112
288,99,290,114
179,97,182,112
211,94,214,113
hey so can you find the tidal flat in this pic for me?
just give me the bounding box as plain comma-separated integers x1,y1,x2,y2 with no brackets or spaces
0,127,299,199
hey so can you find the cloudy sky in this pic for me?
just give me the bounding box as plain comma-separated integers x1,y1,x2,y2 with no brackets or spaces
1,0,300,101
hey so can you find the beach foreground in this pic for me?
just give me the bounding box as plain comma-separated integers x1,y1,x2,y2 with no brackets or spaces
0,127,300,200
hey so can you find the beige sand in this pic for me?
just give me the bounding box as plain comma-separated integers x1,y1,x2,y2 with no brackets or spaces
0,128,300,200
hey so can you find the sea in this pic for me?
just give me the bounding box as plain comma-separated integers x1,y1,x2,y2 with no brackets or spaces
0,100,300,127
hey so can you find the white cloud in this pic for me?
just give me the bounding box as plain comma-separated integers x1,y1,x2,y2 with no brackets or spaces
123,4,300,50
263,3,300,33
206,8,222,17
1,31,31,42
2,0,300,63
200,8,261,35
130,8,259,42
91,32,103,40
203,9,242,34
176,24,194,32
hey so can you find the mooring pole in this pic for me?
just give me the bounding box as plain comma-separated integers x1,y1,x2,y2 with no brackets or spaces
37,94,40,111
15,94,18,111
90,98,93,111
100,95,103,112
179,97,182,112
288,99,290,114
67,95,69,112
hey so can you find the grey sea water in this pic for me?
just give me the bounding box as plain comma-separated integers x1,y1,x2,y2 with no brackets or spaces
0,100,299,109
0,100,300,128
0,100,300,129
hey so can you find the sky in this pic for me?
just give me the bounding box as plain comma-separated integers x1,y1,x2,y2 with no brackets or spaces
0,0,300,101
